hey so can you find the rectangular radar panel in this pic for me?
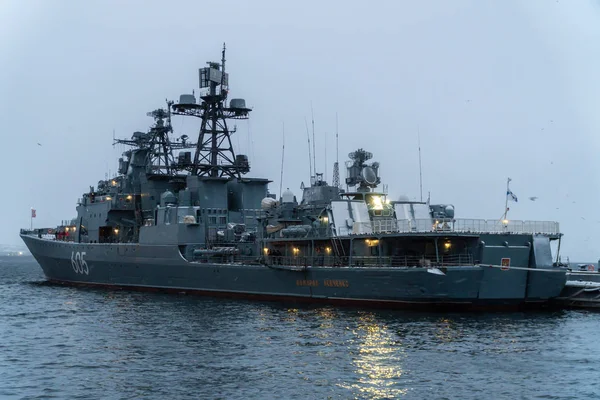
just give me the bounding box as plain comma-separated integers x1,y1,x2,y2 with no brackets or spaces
199,67,229,88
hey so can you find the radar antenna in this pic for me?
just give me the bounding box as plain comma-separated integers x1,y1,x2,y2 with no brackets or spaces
113,104,177,174
345,148,381,192
171,43,251,178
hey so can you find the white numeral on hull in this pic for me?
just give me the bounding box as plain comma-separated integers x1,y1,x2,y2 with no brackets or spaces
71,251,89,275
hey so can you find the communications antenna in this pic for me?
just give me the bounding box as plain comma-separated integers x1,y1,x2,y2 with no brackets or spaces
171,43,251,178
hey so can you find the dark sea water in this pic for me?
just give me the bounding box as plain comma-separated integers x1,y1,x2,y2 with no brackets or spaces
1,256,599,400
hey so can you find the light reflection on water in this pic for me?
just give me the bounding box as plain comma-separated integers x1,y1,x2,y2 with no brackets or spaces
434,317,462,343
338,311,408,399
1,258,600,399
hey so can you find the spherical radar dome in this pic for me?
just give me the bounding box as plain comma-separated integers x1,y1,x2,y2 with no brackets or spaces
282,189,295,203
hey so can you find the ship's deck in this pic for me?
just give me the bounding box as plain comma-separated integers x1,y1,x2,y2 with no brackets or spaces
273,218,562,241
359,218,560,235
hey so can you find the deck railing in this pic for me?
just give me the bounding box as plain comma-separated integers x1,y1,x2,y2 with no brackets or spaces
193,254,475,268
352,218,560,235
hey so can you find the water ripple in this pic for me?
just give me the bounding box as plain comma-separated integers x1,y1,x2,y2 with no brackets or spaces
0,257,599,399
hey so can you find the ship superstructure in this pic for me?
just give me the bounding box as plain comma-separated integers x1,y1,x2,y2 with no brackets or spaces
20,45,567,310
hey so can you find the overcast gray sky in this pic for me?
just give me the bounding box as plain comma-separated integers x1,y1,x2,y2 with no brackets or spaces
1,0,600,260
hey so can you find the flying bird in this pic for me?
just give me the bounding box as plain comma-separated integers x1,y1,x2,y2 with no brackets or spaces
37,143,42,146
528,196,538,201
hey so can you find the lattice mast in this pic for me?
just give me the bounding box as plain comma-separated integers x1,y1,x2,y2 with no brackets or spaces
172,43,251,178
113,106,176,175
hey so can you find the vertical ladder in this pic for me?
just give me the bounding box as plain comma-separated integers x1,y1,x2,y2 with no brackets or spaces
331,229,345,266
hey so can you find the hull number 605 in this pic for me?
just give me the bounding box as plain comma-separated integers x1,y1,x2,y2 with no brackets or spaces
71,251,89,275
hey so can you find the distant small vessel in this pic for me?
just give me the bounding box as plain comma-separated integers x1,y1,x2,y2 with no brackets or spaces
20,45,568,310
575,264,595,272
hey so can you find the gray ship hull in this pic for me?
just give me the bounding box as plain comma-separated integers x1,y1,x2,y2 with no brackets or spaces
21,235,566,310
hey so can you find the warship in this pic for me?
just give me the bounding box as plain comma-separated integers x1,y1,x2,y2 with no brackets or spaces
20,45,568,310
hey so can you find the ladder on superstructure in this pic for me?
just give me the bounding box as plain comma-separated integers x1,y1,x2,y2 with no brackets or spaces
330,228,346,266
